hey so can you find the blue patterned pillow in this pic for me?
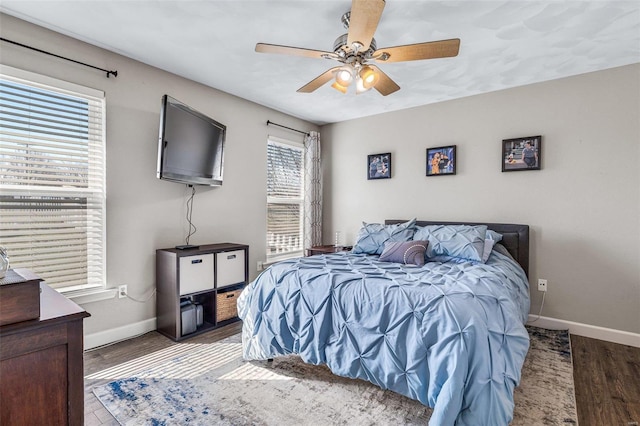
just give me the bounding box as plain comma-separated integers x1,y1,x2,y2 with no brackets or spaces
352,219,416,255
379,240,428,266
413,224,487,262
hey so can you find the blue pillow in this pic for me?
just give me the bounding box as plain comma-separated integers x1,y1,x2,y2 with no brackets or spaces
486,229,503,242
482,230,504,263
379,240,428,266
413,224,487,262
352,219,416,255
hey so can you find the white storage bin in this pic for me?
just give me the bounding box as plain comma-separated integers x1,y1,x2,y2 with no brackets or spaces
179,254,214,295
216,250,245,289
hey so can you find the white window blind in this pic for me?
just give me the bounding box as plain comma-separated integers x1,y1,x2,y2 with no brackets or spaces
0,66,106,292
267,136,304,262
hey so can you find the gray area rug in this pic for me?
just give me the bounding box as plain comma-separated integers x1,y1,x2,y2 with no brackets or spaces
92,326,577,425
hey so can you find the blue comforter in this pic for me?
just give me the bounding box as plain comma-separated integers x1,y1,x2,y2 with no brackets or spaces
237,248,530,425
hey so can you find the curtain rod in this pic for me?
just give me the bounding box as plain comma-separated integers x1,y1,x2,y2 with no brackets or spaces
266,120,309,136
0,37,118,78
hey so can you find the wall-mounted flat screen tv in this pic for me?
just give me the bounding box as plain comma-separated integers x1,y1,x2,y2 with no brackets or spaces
157,95,225,186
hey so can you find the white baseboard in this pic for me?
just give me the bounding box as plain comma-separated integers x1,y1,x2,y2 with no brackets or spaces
84,317,157,350
527,314,640,348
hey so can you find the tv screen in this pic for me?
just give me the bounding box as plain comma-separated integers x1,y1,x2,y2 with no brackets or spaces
157,95,225,186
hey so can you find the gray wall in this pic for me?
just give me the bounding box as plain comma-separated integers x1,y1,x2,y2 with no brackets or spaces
0,14,318,335
321,64,640,334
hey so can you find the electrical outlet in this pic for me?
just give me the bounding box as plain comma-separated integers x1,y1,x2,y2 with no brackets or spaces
257,261,264,272
537,279,548,292
118,285,128,298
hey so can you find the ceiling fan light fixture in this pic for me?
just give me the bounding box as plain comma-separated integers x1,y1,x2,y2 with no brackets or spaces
355,76,372,94
335,67,353,87
331,81,349,94
359,65,378,89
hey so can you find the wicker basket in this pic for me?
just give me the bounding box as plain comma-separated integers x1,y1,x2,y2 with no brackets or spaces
216,288,242,322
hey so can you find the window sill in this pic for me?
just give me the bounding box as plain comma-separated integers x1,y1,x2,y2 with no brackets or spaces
64,288,117,304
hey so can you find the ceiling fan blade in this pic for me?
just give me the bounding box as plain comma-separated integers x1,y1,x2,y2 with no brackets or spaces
256,43,339,60
370,65,400,96
374,38,460,63
297,67,341,93
347,0,385,51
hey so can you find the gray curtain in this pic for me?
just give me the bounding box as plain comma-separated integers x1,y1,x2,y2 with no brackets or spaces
304,131,322,249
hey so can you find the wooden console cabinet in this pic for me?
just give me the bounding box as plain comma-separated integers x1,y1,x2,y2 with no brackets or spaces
156,243,249,341
0,275,90,426
305,245,353,256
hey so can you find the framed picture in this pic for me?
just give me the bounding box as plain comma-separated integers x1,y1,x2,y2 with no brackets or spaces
426,145,456,176
367,153,391,179
502,135,541,172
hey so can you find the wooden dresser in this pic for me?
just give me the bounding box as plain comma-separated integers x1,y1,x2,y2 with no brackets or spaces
0,270,90,426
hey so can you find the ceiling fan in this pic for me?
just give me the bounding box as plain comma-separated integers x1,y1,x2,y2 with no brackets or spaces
255,0,460,96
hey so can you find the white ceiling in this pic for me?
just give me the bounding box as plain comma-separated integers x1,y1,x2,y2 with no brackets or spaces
2,1,639,125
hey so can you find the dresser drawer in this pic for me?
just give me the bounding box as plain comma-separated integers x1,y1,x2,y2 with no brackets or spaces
216,250,245,289
179,254,214,295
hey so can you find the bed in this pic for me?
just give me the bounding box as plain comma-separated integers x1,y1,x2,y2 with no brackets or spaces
237,220,530,425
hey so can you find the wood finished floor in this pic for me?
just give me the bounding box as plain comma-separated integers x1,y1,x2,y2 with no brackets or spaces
84,324,639,426
571,335,640,426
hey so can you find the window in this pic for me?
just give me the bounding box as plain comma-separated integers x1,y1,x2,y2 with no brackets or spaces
0,66,106,293
266,136,304,262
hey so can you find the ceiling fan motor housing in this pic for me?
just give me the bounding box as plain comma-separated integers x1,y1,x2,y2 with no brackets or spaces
341,11,351,29
333,33,377,59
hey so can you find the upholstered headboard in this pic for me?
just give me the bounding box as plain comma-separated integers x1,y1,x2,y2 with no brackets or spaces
385,220,530,277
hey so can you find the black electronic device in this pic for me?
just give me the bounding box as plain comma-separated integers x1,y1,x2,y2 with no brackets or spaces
157,95,226,186
175,244,199,250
